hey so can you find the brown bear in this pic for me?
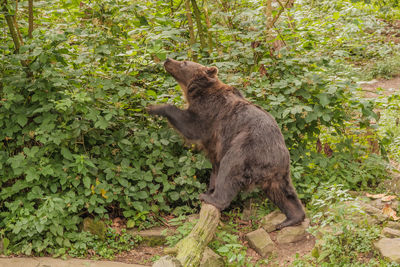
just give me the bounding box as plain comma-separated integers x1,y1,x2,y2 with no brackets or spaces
148,58,305,229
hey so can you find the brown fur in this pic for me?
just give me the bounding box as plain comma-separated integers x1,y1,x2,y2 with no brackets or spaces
148,59,305,229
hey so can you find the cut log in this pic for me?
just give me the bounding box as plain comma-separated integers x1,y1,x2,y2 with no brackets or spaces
161,203,221,267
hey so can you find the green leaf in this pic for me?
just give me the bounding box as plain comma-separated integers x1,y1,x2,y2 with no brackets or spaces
132,201,143,212
169,192,179,201
94,117,109,129
318,94,330,107
119,178,129,187
126,220,135,228
322,113,331,122
61,147,73,160
217,246,229,253
83,177,91,188
2,238,9,252
36,223,45,233
25,167,39,182
50,225,58,236
136,191,148,199
50,183,58,193
16,114,28,127
23,146,39,158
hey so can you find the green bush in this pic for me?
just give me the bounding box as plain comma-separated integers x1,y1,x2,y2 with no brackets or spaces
0,0,391,255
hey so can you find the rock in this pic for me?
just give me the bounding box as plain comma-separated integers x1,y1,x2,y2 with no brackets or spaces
370,199,399,211
245,228,275,257
261,210,286,232
382,227,400,238
242,200,257,221
374,238,400,263
82,218,106,240
0,257,148,267
127,227,175,247
379,174,400,195
387,221,400,230
276,219,310,244
359,202,389,223
315,225,343,240
333,201,378,225
153,255,182,267
200,247,224,267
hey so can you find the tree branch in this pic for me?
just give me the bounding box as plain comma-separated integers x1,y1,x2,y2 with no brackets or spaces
203,0,213,51
2,1,21,52
267,0,292,30
28,0,34,38
190,0,205,49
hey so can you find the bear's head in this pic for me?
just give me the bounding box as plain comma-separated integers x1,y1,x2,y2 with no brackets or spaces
164,58,219,101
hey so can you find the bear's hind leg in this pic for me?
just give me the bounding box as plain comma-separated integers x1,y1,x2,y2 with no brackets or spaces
199,177,241,211
264,180,305,230
200,148,244,211
204,166,218,195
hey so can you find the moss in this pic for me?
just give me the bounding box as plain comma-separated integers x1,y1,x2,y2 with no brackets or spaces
82,218,106,240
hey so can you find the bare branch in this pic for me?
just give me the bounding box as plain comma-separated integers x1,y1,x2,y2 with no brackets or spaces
28,0,34,38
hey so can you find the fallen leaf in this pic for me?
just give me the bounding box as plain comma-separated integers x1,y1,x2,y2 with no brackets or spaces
381,195,397,202
383,204,400,221
100,188,108,199
366,193,386,199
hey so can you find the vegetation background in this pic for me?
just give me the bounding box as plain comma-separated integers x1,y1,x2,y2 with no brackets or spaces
1,0,400,265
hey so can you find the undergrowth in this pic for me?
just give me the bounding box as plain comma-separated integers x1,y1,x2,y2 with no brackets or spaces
0,0,399,259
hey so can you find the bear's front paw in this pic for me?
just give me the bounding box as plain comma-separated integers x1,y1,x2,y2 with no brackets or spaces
147,105,168,116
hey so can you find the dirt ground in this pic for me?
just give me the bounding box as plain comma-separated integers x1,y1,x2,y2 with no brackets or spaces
360,75,400,98
112,231,315,266
267,232,315,266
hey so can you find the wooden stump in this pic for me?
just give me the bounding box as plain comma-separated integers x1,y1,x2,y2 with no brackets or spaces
161,203,221,267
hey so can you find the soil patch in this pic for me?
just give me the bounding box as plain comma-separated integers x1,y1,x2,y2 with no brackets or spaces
112,229,315,266
360,75,400,98
114,245,164,266
267,231,315,266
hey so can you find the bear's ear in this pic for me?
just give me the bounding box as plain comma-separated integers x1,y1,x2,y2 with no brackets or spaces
205,66,218,77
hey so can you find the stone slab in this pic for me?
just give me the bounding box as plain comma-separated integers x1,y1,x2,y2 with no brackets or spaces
387,221,400,230
127,227,176,246
374,238,400,264
200,247,224,267
245,228,275,257
0,257,148,267
261,210,286,233
152,256,181,267
382,227,400,238
276,219,310,244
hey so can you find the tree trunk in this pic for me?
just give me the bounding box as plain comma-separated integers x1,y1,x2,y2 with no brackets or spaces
161,203,221,267
184,0,197,60
190,0,205,50
265,0,273,33
203,0,213,51
3,1,21,52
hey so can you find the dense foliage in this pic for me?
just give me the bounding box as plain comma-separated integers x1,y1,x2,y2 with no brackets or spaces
0,0,398,256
